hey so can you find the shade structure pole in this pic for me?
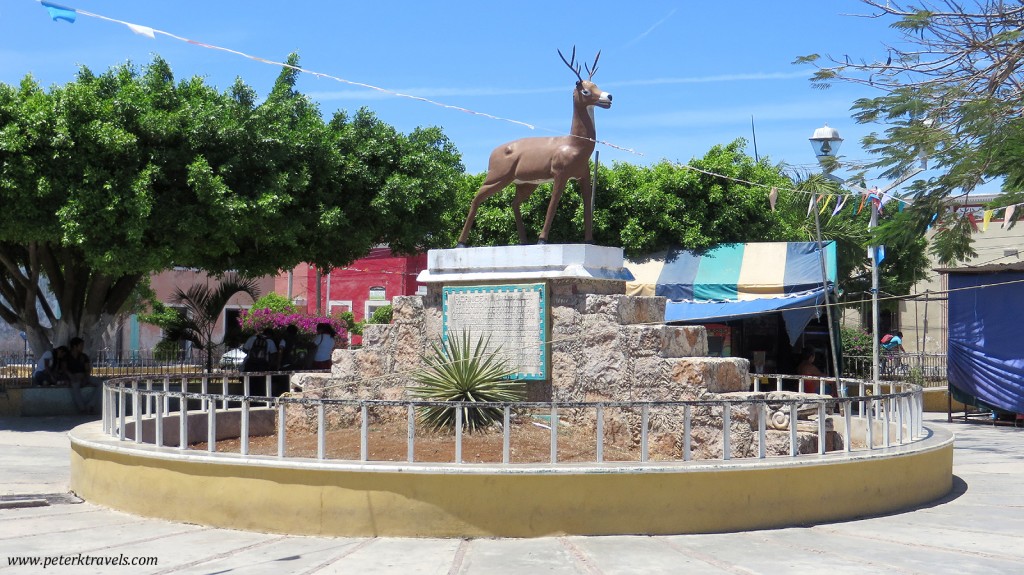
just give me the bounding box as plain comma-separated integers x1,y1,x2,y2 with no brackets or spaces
811,194,841,394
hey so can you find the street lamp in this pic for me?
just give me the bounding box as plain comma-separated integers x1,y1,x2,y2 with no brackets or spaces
807,124,844,396
809,123,881,392
809,124,844,160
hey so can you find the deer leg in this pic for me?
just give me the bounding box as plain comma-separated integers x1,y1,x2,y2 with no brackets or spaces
457,181,509,247
538,177,568,245
511,183,539,245
579,173,594,243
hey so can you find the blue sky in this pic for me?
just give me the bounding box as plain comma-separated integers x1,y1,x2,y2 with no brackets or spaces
2,1,915,183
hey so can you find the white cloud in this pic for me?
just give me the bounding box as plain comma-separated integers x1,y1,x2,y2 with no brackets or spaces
622,9,678,49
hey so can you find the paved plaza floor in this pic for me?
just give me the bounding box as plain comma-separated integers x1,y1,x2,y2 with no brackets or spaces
1,413,1022,574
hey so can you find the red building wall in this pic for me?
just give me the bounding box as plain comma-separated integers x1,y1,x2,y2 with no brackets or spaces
301,247,427,323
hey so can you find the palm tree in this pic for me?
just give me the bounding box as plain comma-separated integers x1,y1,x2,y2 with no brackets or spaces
163,274,260,372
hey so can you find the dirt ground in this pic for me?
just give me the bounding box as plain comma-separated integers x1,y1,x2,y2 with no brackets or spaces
196,417,658,464
193,411,847,462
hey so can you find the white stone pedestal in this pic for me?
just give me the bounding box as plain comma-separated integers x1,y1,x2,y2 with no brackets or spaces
417,244,634,284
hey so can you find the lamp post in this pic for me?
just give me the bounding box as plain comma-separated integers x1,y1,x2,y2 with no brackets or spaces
810,122,926,391
810,124,877,392
807,124,844,395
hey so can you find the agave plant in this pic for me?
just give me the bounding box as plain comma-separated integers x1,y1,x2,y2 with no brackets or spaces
409,331,524,433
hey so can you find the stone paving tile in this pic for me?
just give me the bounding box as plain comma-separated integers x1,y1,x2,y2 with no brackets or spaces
456,538,588,575
1,414,1022,574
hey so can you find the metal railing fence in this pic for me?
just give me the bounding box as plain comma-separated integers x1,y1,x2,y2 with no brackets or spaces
99,372,925,465
842,353,947,385
1,349,237,379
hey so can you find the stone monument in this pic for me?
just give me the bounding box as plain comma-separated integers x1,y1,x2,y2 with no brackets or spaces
288,48,829,458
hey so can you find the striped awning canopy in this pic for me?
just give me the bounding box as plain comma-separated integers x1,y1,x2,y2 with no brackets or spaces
625,242,837,344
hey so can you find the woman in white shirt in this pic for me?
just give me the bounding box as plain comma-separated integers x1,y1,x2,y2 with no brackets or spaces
312,323,337,369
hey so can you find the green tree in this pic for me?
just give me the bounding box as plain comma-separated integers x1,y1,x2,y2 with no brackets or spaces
795,0,1024,263
0,55,462,356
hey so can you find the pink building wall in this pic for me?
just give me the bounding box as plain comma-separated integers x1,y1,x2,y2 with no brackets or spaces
116,249,427,355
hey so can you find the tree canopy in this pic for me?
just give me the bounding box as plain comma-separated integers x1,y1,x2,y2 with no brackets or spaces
795,0,1024,263
0,55,463,354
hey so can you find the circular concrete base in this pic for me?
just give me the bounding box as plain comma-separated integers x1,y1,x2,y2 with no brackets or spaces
69,422,953,538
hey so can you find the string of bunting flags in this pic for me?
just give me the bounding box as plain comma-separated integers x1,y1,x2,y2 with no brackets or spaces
30,1,1022,231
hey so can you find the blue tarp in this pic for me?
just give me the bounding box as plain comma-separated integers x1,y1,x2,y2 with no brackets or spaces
665,289,825,346
947,268,1024,414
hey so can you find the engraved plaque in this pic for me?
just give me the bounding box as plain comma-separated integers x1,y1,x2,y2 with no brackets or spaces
442,284,547,380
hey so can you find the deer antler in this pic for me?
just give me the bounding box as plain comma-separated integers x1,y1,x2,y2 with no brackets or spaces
558,46,583,82
585,51,601,80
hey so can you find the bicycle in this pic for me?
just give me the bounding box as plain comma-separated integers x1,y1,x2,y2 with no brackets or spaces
880,350,908,378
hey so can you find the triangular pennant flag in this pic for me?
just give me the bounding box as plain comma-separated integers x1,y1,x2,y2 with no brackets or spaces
897,200,906,213
982,210,993,231
876,245,886,265
41,1,76,23
926,212,938,232
768,187,778,212
856,193,868,215
869,189,883,214
807,195,815,217
966,212,979,232
818,194,832,215
831,194,848,216
1003,204,1017,228
126,23,156,39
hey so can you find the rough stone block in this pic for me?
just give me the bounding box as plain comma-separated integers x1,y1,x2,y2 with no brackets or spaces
331,351,359,380
393,324,426,373
582,295,665,325
583,294,623,322
392,296,424,323
618,296,666,325
659,326,708,358
355,349,388,380
669,358,749,393
624,325,667,358
361,324,393,348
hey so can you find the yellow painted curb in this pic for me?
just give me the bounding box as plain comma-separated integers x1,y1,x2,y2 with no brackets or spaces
70,423,953,538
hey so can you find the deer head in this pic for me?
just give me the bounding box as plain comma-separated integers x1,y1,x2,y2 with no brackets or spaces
559,47,611,112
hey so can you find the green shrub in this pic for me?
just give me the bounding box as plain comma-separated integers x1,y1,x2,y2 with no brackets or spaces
250,293,297,315
153,339,184,362
336,311,358,334
840,325,874,377
840,326,873,357
368,305,392,325
408,331,524,433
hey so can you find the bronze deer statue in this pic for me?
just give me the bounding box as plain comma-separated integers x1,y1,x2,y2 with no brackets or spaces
456,48,612,247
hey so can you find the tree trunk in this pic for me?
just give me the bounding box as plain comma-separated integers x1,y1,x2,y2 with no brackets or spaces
0,242,142,358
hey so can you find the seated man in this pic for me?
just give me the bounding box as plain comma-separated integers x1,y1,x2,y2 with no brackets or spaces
32,347,56,386
31,345,70,386
242,328,278,372
66,337,100,413
796,347,825,395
